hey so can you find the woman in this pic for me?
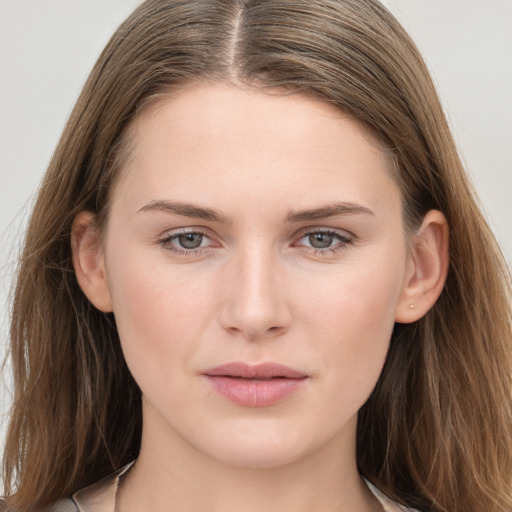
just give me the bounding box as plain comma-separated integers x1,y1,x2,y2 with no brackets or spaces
2,1,511,511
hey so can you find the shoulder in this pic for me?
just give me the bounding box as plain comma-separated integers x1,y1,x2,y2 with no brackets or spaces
24,462,133,512
39,499,79,512
0,499,78,512
365,479,420,512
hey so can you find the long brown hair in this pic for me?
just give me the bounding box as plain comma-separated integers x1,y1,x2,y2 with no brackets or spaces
3,1,511,510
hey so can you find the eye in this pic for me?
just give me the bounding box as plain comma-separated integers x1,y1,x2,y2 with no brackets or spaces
307,232,336,249
295,229,353,253
159,229,215,254
176,232,205,249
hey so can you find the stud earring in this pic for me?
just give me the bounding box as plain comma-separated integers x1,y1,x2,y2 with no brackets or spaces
409,304,415,309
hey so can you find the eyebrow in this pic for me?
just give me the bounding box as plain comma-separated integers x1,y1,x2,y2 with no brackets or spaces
285,202,375,222
138,200,374,223
138,200,231,223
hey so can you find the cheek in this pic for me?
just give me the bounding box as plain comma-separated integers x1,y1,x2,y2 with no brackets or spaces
105,249,215,379
304,247,405,334
305,250,406,401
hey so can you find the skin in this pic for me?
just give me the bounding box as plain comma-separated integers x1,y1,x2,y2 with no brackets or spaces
73,83,449,512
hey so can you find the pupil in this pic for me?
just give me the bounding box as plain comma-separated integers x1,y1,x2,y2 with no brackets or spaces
178,233,203,249
309,233,333,249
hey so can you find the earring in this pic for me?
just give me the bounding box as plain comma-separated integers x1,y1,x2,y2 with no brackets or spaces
409,304,415,309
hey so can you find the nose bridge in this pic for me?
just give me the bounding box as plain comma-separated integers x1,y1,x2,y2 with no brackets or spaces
220,239,291,339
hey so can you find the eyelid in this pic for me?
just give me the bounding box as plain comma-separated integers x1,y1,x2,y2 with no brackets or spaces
292,227,355,252
158,224,217,240
293,226,354,241
158,227,220,253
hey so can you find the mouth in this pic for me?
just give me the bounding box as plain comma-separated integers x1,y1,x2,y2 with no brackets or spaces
203,362,309,407
205,362,308,379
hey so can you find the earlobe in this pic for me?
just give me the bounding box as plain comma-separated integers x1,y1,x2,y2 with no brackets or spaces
71,211,113,313
395,210,449,323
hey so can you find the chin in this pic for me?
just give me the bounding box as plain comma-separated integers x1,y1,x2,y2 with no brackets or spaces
211,441,309,469
194,419,324,470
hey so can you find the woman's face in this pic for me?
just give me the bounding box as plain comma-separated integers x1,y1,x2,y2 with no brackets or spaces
100,83,413,468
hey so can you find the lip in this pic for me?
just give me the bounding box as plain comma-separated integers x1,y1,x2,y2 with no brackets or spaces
203,362,309,407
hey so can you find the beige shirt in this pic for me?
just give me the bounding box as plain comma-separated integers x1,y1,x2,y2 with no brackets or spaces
46,463,418,512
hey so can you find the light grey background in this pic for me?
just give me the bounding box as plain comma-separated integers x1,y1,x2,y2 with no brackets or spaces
1,0,511,463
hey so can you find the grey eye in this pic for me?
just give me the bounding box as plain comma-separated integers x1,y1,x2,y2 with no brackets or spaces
308,232,334,249
177,233,204,249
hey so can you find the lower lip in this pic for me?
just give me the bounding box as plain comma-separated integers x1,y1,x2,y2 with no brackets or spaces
205,376,308,407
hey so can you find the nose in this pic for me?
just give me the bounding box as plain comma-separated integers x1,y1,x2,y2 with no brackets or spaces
218,245,292,340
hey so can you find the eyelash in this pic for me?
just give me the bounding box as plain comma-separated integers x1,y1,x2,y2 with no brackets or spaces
159,229,213,256
294,229,353,255
158,228,354,257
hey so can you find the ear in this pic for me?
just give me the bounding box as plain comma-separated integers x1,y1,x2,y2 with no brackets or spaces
395,210,449,323
71,211,113,312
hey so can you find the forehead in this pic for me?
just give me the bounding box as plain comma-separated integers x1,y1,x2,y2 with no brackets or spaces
112,83,400,218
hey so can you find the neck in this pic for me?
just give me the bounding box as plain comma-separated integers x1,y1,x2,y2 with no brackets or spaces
117,410,381,512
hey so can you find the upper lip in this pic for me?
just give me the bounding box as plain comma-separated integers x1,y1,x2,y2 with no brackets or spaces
204,362,308,379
